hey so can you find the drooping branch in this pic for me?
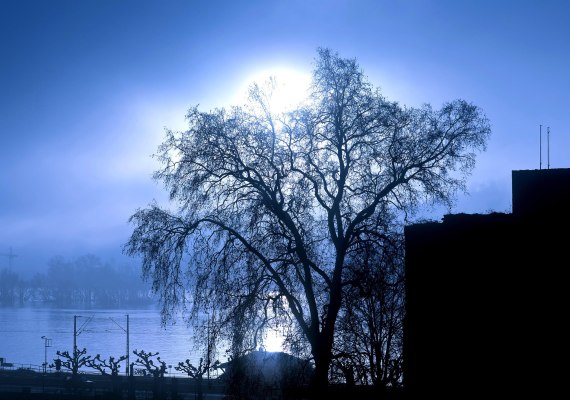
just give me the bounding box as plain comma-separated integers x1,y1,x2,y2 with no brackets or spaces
125,47,491,390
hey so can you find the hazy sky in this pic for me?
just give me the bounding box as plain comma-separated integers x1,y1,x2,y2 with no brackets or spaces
1,0,569,274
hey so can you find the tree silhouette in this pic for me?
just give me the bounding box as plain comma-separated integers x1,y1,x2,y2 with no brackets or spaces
332,235,405,387
132,350,167,400
0,268,20,306
88,354,127,398
175,358,220,400
175,357,219,379
125,47,490,391
88,354,127,376
52,348,91,376
132,349,166,377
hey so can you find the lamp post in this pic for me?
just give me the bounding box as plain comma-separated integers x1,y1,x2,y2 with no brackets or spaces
40,336,52,374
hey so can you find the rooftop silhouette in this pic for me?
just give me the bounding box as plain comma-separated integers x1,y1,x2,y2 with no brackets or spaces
404,168,569,397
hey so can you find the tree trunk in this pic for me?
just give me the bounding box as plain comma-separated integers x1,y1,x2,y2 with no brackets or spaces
309,328,335,397
312,356,330,391
308,254,345,397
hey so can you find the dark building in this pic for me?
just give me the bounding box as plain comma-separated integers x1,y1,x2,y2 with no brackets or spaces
403,168,569,397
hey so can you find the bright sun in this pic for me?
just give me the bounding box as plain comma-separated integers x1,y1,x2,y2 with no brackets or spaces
264,329,285,352
236,66,312,114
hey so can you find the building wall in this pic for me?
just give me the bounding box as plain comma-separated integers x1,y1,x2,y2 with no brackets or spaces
403,169,569,397
512,168,570,219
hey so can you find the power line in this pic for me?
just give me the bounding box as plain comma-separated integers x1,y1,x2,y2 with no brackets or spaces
0,247,17,269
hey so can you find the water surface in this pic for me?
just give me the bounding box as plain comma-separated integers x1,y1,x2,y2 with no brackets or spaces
0,306,213,374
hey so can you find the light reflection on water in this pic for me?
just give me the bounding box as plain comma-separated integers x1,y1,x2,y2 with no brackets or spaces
0,306,217,373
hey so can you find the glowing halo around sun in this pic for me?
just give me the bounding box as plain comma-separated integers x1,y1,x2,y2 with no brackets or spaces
234,66,312,114
264,328,286,352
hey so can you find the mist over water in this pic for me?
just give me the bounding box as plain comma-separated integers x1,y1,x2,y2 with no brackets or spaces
0,306,218,375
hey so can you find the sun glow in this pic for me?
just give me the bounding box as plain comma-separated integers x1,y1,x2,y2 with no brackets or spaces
235,66,312,114
264,329,286,352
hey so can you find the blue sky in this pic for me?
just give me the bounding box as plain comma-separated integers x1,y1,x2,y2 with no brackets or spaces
1,0,569,274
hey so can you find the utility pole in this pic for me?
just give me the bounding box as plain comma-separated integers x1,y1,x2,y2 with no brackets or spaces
126,314,130,376
73,315,78,376
110,314,130,376
0,247,17,270
74,315,77,357
71,315,92,375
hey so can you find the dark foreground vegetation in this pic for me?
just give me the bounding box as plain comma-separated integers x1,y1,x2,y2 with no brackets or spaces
0,368,406,400
0,368,223,400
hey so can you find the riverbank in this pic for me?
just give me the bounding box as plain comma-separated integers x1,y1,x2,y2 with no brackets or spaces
0,306,204,372
0,368,226,399
0,368,406,400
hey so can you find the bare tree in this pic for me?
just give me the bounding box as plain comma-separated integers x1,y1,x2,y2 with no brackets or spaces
53,348,91,376
0,268,19,306
175,357,220,379
125,48,490,391
332,234,405,388
175,358,220,400
89,354,127,376
132,349,167,400
132,349,166,377
88,354,127,397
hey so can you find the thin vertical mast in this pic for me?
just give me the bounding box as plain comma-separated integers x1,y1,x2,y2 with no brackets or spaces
547,126,550,169
538,124,542,169
126,314,130,375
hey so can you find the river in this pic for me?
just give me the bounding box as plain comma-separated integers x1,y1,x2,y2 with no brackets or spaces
0,306,216,375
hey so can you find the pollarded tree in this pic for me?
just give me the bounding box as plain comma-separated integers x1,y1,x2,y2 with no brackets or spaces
53,348,91,376
89,354,128,376
125,48,490,391
132,349,167,400
132,349,166,377
88,354,128,397
175,357,220,379
175,358,220,400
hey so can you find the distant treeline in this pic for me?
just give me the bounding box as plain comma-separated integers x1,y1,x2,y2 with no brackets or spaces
0,255,154,307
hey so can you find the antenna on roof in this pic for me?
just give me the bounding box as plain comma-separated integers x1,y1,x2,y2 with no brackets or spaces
547,126,550,169
539,125,542,170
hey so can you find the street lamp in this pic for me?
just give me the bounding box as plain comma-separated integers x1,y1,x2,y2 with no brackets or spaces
40,336,52,373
